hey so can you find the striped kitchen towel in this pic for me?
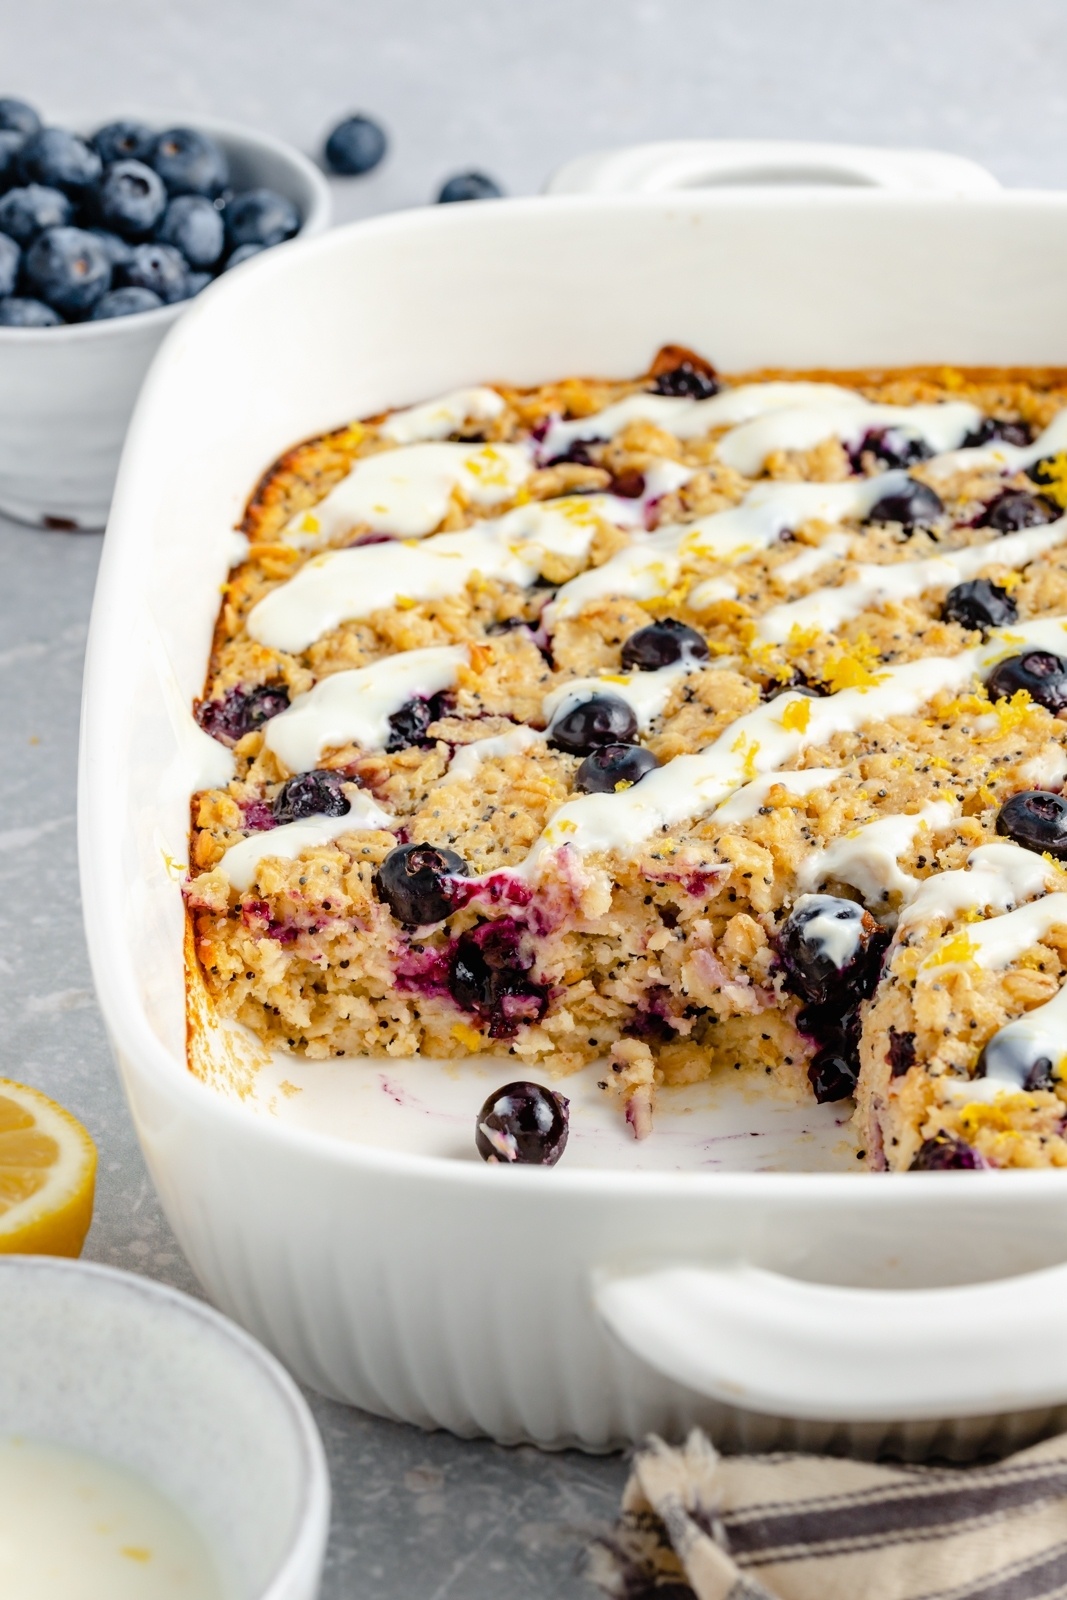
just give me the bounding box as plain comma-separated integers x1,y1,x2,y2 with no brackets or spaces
587,1429,1067,1599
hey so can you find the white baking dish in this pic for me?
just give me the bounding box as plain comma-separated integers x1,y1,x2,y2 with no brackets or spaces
80,147,1067,1458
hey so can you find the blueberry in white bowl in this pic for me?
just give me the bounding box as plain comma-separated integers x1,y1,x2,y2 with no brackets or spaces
150,126,229,197
18,126,101,196
94,158,167,237
91,118,154,165
0,130,24,190
117,240,188,303
0,231,17,297
0,182,70,244
157,193,224,267
24,226,111,318
0,96,40,137
91,285,164,320
225,187,299,250
0,296,60,326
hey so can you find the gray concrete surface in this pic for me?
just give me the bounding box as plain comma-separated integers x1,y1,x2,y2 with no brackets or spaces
3,0,1067,1593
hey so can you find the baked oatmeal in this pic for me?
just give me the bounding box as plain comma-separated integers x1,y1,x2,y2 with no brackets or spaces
185,345,1067,1170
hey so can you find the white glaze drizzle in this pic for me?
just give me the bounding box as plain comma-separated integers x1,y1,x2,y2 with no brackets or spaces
264,645,467,773
924,407,1067,481
1018,741,1067,790
282,440,533,546
922,891,1067,972
687,576,740,609
790,893,869,970
756,517,1067,643
709,766,844,823
980,980,1067,1088
443,725,546,783
798,800,957,905
773,532,852,587
899,841,1057,933
378,386,505,444
715,400,981,477
218,790,395,891
543,661,696,734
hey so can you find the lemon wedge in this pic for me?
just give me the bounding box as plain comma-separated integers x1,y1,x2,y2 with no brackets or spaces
0,1080,96,1257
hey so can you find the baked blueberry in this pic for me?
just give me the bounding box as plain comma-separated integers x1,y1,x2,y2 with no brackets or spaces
0,183,71,245
865,477,943,532
150,127,229,197
986,650,1067,714
0,231,17,297
650,359,720,399
94,159,167,238
24,227,111,318
195,682,290,744
995,790,1067,857
224,241,264,271
777,894,880,1009
941,579,1017,635
910,1134,987,1170
548,692,639,755
448,920,548,1036
272,768,351,824
475,1081,569,1165
225,188,299,249
850,428,932,472
386,694,451,752
374,842,469,925
609,469,645,499
87,227,135,268
621,617,710,671
18,127,101,196
0,98,40,138
116,241,188,303
91,119,155,165
974,488,1056,533
90,285,164,319
0,296,60,326
437,171,503,203
324,114,388,175
0,130,24,191
156,193,224,267
962,416,1033,449
807,1044,859,1104
575,743,659,794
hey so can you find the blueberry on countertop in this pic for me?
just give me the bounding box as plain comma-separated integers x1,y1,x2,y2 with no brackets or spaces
225,187,299,249
150,126,229,197
475,1081,569,1165
18,127,101,196
324,113,387,175
90,285,164,319
548,692,640,756
0,231,18,298
437,171,503,203
24,226,111,317
0,296,60,326
0,130,24,191
962,416,1034,449
974,488,1057,533
650,359,720,399
0,183,71,245
91,119,155,165
986,650,1067,714
95,159,167,238
575,742,659,794
995,790,1067,857
272,768,351,825
865,477,943,532
223,241,264,271
156,193,224,267
374,842,469,926
0,97,40,137
621,617,710,671
941,578,1017,635
117,241,188,303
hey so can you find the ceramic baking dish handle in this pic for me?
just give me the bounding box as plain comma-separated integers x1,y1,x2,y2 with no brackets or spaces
595,1259,1067,1422
546,140,1001,198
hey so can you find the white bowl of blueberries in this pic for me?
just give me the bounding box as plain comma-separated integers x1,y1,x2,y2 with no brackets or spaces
0,97,331,529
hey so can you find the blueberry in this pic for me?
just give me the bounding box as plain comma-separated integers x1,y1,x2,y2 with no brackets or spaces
865,477,943,532
323,114,388,176
90,285,164,320
223,242,264,271
777,894,881,1009
195,683,290,745
448,920,548,1036
18,127,101,197
609,469,645,499
272,768,351,825
156,193,223,267
575,743,659,794
184,269,212,297
24,227,111,318
650,360,720,399
0,98,40,138
374,842,469,926
941,579,1017,635
0,231,17,297
475,1081,569,1165
910,1134,987,1170
87,227,135,268
0,184,71,246
850,428,933,472
962,416,1034,449
150,127,229,197
974,488,1057,533
807,1044,859,1104
549,692,639,756
995,790,1067,857
0,130,24,192
0,296,60,327
385,695,448,752
621,617,710,671
91,119,155,166
94,159,167,238
225,188,299,249
117,241,188,304
437,171,503,203
986,650,1067,714
887,1027,917,1077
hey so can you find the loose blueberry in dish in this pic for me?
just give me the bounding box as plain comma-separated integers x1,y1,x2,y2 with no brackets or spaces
575,743,659,794
941,579,1017,634
91,286,164,320
865,477,943,532
24,227,111,318
94,159,167,238
0,296,59,326
985,650,1067,714
224,188,299,250
323,114,387,176
449,921,548,1037
909,1135,987,1170
995,790,1067,857
18,127,101,196
272,768,351,824
0,183,71,245
117,242,188,304
962,416,1033,448
196,682,290,745
375,843,469,926
850,428,932,472
0,97,40,138
475,1081,570,1165
91,119,155,165
156,194,224,268
650,359,720,399
806,1041,860,1104
549,693,640,756
621,618,710,671
150,127,229,197
437,171,503,203
974,488,1056,533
